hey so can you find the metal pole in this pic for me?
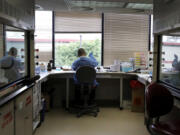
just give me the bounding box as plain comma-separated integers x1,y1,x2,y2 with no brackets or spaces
80,35,82,48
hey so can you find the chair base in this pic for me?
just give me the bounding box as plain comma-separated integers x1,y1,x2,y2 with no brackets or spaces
70,103,99,117
77,108,98,117
150,121,180,135
77,103,99,117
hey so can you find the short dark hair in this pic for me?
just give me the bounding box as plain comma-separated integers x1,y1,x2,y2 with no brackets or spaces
77,48,86,57
8,47,17,56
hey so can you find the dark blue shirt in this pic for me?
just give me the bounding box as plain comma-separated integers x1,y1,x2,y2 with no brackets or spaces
71,54,98,86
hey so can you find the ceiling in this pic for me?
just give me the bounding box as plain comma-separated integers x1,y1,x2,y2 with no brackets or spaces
35,0,153,14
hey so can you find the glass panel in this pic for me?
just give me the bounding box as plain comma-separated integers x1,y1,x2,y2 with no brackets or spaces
160,35,180,89
35,11,52,66
0,25,27,88
55,33,101,67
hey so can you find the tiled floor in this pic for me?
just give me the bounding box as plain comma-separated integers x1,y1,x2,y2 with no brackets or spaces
34,108,150,135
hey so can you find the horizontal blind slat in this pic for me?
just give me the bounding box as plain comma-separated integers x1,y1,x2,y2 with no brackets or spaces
55,12,102,32
104,13,149,66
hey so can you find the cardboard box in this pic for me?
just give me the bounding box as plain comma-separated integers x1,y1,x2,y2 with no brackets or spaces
131,86,145,112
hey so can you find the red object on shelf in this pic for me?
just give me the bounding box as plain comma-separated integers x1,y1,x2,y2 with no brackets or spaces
130,80,145,112
130,80,144,89
35,49,39,52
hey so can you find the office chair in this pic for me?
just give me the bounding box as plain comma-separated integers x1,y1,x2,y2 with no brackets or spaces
74,66,99,117
145,82,180,135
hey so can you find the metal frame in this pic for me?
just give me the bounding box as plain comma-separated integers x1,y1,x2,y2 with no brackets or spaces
156,34,180,97
0,25,31,91
156,35,162,82
2,24,6,56
52,11,55,68
26,30,31,78
101,13,104,66
148,15,152,51
46,71,136,109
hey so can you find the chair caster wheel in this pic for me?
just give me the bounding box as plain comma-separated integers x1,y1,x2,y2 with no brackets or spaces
94,113,98,117
120,107,123,110
77,114,81,118
97,108,100,112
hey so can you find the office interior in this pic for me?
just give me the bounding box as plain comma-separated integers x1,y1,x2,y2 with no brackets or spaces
1,0,180,135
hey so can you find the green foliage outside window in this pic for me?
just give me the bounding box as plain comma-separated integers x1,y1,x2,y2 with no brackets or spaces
55,39,101,67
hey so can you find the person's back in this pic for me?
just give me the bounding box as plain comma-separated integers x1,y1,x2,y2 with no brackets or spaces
0,47,22,83
72,48,98,71
72,56,98,70
71,48,98,105
0,56,21,82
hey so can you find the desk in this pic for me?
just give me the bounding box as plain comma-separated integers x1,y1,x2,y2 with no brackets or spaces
38,70,151,109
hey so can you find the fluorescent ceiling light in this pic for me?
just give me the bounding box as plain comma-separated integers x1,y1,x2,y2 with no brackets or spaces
126,3,153,10
71,1,125,8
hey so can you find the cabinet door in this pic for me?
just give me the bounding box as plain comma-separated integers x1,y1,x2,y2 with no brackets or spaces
15,88,33,135
0,101,14,135
33,82,41,120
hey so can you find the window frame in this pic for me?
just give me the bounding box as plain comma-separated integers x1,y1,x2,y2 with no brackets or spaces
157,34,180,95
0,24,31,91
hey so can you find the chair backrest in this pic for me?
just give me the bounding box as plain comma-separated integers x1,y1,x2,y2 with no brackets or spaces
146,82,174,118
76,66,96,84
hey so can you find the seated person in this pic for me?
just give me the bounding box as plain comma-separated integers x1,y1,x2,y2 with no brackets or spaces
0,47,23,83
71,48,98,105
172,54,180,71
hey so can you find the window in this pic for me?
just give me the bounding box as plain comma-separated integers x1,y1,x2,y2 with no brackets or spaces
54,12,102,67
55,33,101,67
0,25,28,89
159,35,180,89
35,11,52,65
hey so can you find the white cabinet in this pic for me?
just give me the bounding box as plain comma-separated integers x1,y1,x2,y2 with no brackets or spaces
0,101,14,135
15,89,33,135
33,82,41,130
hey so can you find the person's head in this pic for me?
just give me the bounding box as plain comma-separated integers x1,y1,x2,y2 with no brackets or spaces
174,54,178,60
77,48,86,57
8,47,18,57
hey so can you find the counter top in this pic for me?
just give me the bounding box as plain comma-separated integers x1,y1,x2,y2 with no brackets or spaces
37,70,151,85
137,74,152,85
0,84,34,107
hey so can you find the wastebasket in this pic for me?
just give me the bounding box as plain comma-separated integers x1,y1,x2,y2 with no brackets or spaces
130,80,145,112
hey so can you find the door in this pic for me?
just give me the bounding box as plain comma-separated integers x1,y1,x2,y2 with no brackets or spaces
15,88,33,135
0,101,14,135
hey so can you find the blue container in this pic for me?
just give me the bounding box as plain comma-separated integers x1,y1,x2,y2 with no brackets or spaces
122,67,133,72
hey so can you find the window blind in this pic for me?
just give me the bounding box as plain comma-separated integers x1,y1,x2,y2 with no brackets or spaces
104,13,149,66
55,12,102,33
